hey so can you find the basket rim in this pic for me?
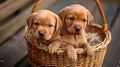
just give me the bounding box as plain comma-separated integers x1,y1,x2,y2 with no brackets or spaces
89,23,111,51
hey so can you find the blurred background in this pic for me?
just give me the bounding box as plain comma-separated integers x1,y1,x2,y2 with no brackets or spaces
0,0,119,67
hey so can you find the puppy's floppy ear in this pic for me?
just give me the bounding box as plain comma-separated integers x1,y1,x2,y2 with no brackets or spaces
27,13,38,28
27,16,33,28
87,10,94,25
55,15,63,32
58,7,68,22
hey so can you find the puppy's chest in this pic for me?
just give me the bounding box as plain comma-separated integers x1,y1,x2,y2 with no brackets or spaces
74,35,85,46
61,34,85,46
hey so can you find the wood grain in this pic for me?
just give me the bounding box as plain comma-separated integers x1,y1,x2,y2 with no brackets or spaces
0,4,33,44
0,0,33,21
103,11,120,67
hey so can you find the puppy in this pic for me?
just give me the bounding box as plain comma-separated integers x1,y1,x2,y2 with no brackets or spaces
58,4,94,61
24,10,62,54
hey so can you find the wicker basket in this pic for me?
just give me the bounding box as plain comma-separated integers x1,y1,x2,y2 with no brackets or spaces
24,0,111,67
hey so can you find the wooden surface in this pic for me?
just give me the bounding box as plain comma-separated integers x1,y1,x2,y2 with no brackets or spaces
0,0,119,67
0,0,34,21
103,10,120,67
0,0,34,44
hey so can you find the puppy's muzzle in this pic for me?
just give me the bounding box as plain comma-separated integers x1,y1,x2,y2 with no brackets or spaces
38,31,45,37
74,26,81,33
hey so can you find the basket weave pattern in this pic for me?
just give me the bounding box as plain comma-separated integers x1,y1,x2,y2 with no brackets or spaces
24,24,111,67
27,42,107,67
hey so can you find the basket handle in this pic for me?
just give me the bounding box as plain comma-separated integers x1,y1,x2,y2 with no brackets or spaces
31,0,42,14
95,0,108,32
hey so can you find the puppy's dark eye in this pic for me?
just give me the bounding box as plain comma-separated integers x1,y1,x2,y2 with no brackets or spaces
82,19,87,22
69,17,75,21
34,22,40,26
48,24,53,28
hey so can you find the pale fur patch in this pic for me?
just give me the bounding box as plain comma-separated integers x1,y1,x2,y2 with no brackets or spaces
85,32,103,46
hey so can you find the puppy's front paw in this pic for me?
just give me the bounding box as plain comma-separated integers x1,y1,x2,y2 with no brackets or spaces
48,44,59,54
67,50,77,61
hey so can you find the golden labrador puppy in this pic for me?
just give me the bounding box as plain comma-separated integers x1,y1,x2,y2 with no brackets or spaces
58,4,94,61
25,10,62,54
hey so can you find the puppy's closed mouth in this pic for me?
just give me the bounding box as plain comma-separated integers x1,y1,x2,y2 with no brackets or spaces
39,35,46,40
37,37,45,41
74,32,80,35
39,34,45,38
68,31,81,35
75,32,80,35
70,31,81,35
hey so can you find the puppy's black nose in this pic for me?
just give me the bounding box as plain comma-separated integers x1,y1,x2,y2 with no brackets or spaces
38,31,45,37
74,26,81,32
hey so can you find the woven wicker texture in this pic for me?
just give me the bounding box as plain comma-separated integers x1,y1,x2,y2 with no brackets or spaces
23,0,111,67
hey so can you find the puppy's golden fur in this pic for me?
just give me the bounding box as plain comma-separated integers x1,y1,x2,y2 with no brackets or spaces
58,4,94,61
25,10,62,54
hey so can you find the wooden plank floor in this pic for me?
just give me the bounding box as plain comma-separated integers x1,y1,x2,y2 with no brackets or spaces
103,9,120,67
0,0,119,67
0,29,27,67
